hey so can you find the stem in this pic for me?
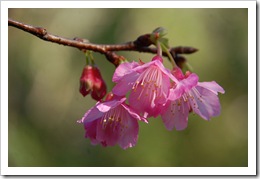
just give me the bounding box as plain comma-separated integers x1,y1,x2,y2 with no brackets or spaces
156,42,162,56
161,43,177,68
85,51,95,66
85,53,90,66
89,51,95,66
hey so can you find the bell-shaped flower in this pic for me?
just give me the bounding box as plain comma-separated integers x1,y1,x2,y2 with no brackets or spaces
78,94,147,149
79,65,107,101
112,55,180,118
161,67,225,131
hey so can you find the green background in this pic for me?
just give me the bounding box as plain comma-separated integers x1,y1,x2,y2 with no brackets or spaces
8,8,248,167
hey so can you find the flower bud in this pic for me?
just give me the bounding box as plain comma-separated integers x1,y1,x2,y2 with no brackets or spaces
79,65,107,101
152,27,167,38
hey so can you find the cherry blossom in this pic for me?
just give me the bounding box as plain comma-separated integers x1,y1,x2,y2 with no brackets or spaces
78,94,147,149
112,55,180,118
161,68,225,130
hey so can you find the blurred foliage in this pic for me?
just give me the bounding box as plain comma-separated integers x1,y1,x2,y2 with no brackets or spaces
8,8,248,167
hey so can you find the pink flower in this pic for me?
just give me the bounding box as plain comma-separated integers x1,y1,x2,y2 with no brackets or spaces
79,65,107,101
161,68,225,131
112,55,180,118
78,94,147,149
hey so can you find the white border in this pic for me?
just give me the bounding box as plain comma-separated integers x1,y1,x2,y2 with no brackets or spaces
1,0,256,176
0,0,257,8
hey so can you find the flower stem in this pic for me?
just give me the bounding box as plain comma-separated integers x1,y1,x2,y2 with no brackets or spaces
85,52,90,65
160,43,177,68
85,50,95,66
156,41,162,56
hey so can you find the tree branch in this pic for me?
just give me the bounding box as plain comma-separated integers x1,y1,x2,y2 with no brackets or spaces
8,18,198,67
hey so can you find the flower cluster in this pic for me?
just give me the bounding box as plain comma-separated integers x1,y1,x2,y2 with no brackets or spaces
78,54,225,149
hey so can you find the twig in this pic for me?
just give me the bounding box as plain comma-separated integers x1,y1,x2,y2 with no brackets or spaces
8,18,198,67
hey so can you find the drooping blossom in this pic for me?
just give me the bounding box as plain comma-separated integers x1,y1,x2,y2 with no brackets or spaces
79,65,107,101
78,93,147,149
161,67,225,131
112,55,181,118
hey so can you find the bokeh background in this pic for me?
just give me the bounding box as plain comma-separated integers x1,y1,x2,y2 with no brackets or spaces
8,8,248,167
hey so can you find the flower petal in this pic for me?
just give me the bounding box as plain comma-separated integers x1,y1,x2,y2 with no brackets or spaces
189,86,222,120
129,85,163,117
154,72,171,105
112,61,139,82
129,85,154,116
197,81,225,95
161,99,189,131
168,84,185,101
121,103,148,123
118,114,139,149
168,73,198,101
96,97,126,112
132,59,177,83
79,102,104,123
153,60,180,84
112,72,139,96
132,60,156,73
96,120,119,147
84,119,99,145
181,73,199,92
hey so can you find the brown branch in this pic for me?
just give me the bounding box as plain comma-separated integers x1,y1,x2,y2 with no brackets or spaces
8,18,198,67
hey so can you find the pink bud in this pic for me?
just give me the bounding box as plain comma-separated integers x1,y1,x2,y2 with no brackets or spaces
79,66,107,101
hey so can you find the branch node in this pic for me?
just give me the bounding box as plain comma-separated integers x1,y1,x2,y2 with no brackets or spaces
35,27,47,37
134,34,152,47
105,52,124,67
